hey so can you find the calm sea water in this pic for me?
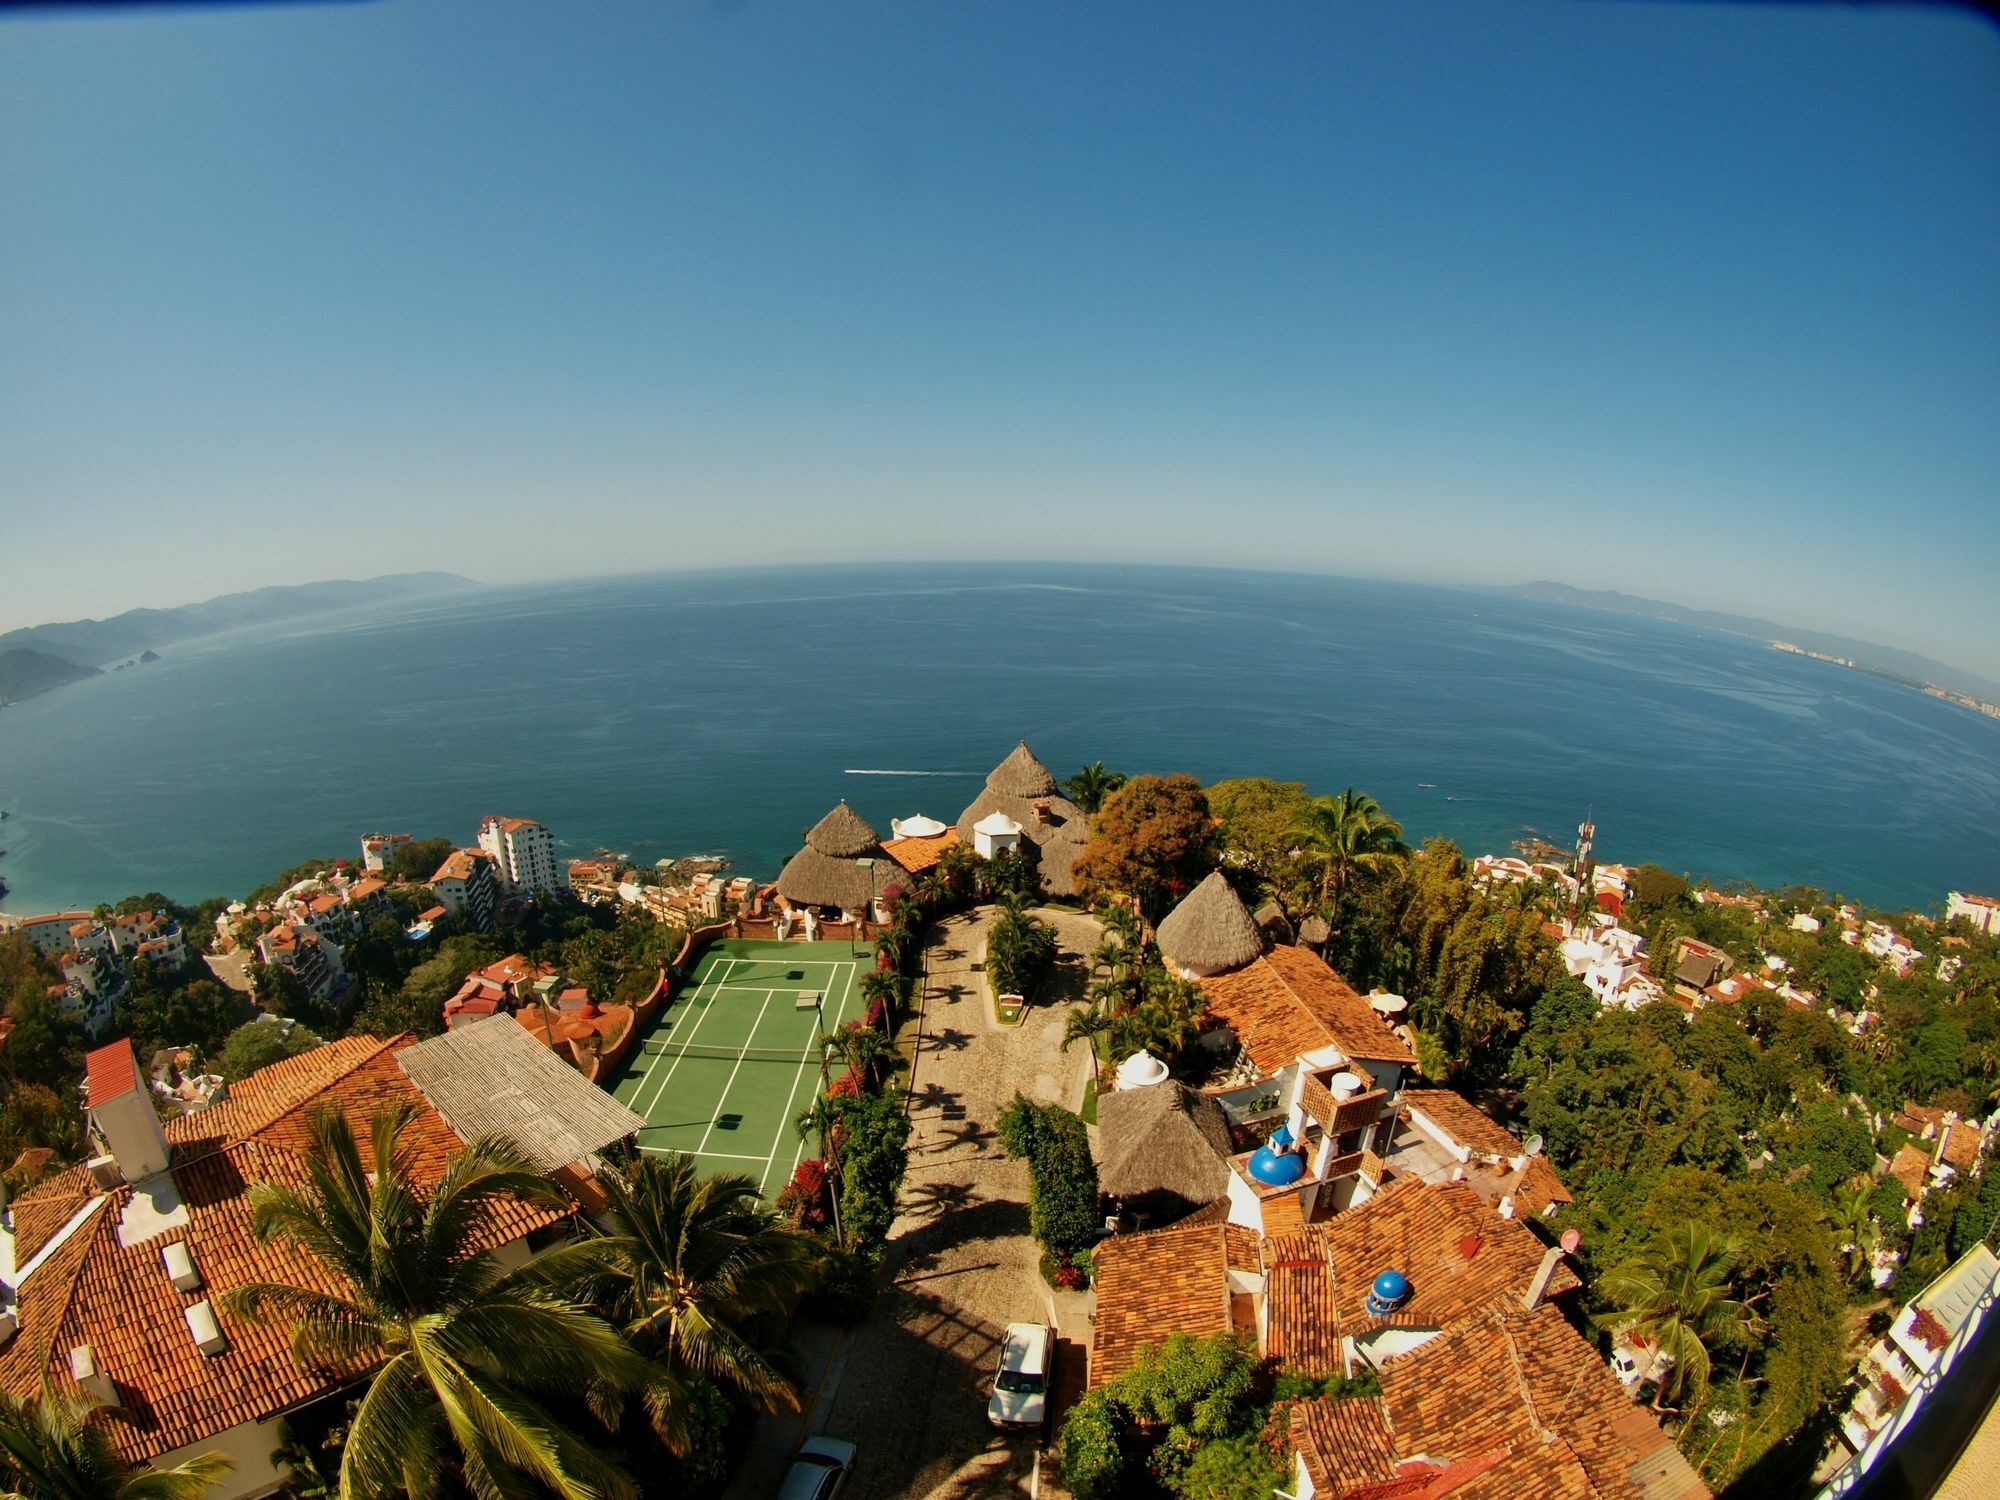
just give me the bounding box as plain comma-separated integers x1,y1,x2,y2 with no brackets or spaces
0,565,1994,915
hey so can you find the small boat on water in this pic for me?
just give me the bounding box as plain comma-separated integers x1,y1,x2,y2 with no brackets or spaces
1416,782,1436,789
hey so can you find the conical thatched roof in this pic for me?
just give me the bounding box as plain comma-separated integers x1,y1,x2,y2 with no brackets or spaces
778,802,892,910
987,740,1060,799
1097,1081,1233,1208
1157,870,1265,977
805,801,880,858
955,741,1089,897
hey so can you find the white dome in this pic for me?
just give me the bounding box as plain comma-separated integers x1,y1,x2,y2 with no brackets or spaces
892,814,948,839
1115,1050,1170,1090
974,811,1024,837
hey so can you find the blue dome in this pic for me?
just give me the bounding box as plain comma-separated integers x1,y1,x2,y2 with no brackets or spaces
1365,1267,1411,1317
1247,1142,1306,1186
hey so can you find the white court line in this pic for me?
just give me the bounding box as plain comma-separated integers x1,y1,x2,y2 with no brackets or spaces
776,959,861,1194
634,957,738,1122
693,987,779,1157
640,1145,771,1162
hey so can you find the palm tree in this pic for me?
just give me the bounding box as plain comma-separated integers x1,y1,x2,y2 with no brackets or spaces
1836,1175,1876,1285
557,1155,819,1443
1061,761,1127,815
0,1380,230,1500
1061,1005,1115,1056
818,1022,901,1091
1289,787,1408,915
1601,1221,1748,1410
225,1102,646,1500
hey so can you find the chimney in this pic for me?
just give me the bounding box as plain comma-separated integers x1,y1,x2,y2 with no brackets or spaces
1522,1244,1566,1311
184,1299,228,1357
69,1344,118,1407
162,1240,203,1292
83,1039,171,1185
1033,800,1053,825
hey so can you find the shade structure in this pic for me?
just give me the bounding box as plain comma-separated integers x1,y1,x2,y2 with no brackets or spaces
954,740,1090,896
891,813,948,839
1157,870,1265,977
1096,1080,1235,1216
777,801,895,910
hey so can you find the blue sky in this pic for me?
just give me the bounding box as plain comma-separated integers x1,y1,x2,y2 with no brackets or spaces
4,2,1997,675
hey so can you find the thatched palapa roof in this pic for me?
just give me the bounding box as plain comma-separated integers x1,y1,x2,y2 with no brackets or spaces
1097,1080,1234,1211
777,801,896,910
955,740,1090,897
1158,870,1266,977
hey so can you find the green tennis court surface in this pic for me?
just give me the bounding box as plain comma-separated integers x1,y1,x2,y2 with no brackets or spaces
606,939,866,1198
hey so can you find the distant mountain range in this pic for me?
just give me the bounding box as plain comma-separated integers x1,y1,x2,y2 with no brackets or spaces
1504,581,2000,704
0,573,479,707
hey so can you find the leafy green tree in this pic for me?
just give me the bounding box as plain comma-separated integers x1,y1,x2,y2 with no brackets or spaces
226,1102,644,1500
1,983,85,1104
1204,777,1314,907
997,1095,1100,1257
986,893,1058,1000
1059,1390,1129,1500
218,1019,323,1081
0,1378,230,1500
386,838,455,885
119,968,242,1059
1602,1221,1748,1410
1102,1333,1262,1484
1169,1430,1285,1500
1061,761,1128,815
1072,773,1218,918
550,1154,818,1451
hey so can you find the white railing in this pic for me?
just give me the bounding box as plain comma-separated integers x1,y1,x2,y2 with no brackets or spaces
1815,1261,2000,1498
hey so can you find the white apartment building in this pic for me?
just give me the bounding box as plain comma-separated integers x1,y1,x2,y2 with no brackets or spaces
1947,891,2000,936
360,831,412,873
477,815,567,896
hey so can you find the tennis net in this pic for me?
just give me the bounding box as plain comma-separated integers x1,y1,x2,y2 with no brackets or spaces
636,1040,819,1065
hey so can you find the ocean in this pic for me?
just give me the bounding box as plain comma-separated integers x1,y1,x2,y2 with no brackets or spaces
0,564,1994,915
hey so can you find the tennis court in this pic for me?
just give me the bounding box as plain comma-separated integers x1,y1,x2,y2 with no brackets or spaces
606,939,866,1198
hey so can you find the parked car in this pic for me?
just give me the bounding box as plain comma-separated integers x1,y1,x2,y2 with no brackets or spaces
778,1435,857,1500
987,1321,1053,1431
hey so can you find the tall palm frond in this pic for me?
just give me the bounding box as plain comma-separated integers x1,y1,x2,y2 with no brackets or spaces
225,1102,646,1500
0,1378,231,1500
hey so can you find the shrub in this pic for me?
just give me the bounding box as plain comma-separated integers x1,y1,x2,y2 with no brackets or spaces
999,1094,1100,1257
777,1158,831,1232
827,1089,911,1248
1059,1390,1129,1500
988,897,1058,1002
803,1242,880,1326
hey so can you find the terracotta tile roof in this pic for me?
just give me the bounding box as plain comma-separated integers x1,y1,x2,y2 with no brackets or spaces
346,877,386,902
1289,1397,1398,1495
1089,1219,1235,1387
84,1038,141,1110
1890,1143,1932,1199
1938,1121,1984,1173
1313,1179,1577,1335
1377,1304,1708,1500
1894,1101,1948,1138
1265,1231,1343,1376
1401,1090,1526,1160
8,1163,93,1262
2,1035,577,1468
1197,946,1417,1074
1513,1155,1575,1215
881,829,959,874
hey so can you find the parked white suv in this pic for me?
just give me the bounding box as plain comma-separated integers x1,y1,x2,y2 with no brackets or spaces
778,1435,856,1500
987,1322,1052,1432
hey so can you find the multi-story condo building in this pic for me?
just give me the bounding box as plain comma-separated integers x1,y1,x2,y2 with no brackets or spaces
429,847,499,931
1947,890,2000,936
360,831,412,873
478,815,566,896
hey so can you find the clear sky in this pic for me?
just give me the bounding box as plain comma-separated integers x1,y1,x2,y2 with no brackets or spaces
4,2,1997,675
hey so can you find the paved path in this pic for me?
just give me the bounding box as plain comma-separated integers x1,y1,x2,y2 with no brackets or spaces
726,905,1101,1500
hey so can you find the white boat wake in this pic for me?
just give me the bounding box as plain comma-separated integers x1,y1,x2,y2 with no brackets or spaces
843,768,981,776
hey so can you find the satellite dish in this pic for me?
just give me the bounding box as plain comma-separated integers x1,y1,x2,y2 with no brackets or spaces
1560,1228,1582,1254
1523,1133,1544,1157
